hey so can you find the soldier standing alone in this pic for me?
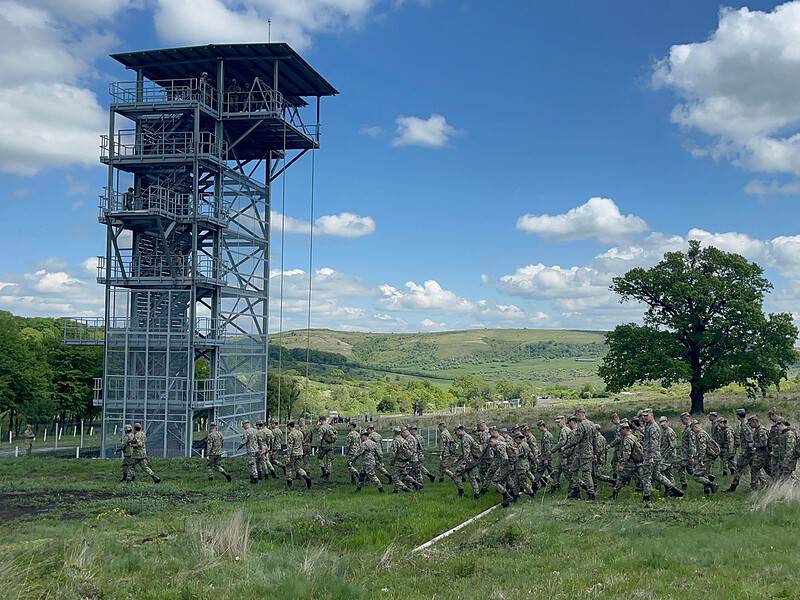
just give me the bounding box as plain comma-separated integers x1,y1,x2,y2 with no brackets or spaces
23,424,35,456
206,422,232,482
117,424,135,482
130,423,161,483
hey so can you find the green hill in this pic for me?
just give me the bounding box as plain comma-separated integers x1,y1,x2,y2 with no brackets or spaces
270,328,608,388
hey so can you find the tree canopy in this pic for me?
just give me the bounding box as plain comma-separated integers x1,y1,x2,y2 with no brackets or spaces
599,241,798,413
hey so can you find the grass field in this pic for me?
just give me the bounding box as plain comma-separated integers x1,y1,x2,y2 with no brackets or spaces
3,392,800,600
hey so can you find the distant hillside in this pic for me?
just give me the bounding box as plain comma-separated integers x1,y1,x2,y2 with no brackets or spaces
270,328,608,388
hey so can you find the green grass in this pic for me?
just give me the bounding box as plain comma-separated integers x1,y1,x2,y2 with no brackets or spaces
3,392,800,600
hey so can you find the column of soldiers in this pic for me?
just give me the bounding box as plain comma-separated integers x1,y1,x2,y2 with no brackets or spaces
112,406,800,501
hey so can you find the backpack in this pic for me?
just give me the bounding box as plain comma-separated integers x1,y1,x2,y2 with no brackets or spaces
322,427,336,444
706,436,720,459
629,438,644,463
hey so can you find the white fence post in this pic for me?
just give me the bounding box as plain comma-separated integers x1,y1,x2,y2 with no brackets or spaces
76,446,80,458
15,446,19,457
43,430,47,442
73,425,77,438
90,426,94,436
80,420,84,448
113,425,118,435
8,431,11,444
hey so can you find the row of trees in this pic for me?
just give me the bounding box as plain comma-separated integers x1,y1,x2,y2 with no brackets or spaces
0,312,102,433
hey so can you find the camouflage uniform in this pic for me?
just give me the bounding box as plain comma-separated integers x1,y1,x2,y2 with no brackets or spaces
679,418,696,488
690,426,717,493
206,429,230,481
317,421,337,479
368,429,392,481
477,428,492,487
241,426,259,481
534,426,554,487
353,436,384,492
299,422,313,472
411,429,436,483
593,427,614,485
454,431,482,496
718,424,736,476
514,436,535,496
608,422,623,482
256,425,276,479
286,426,311,486
659,422,679,482
561,415,597,500
438,426,459,482
768,420,782,478
23,425,34,456
709,415,723,473
345,428,362,482
490,439,515,505
117,427,135,481
131,428,160,482
550,423,573,490
728,416,754,491
612,429,642,497
750,423,769,490
780,425,798,479
641,419,681,498
390,431,420,492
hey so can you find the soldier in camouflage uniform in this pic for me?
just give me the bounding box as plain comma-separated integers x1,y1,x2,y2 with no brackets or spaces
23,424,35,456
345,422,362,484
285,421,312,489
238,420,260,484
410,425,437,483
454,424,482,498
658,416,679,484
548,415,572,492
488,436,515,507
640,408,683,501
767,408,782,478
708,412,722,474
298,418,312,474
391,427,421,492
607,413,622,485
437,421,459,483
255,422,276,480
269,419,287,477
533,420,553,489
690,420,718,495
130,423,161,483
206,422,231,482
777,420,798,479
748,415,769,490
513,432,536,497
367,424,392,483
117,424,135,482
726,409,753,492
560,408,597,501
593,423,614,485
717,418,736,476
476,421,492,487
353,431,385,493
317,416,337,480
612,421,642,499
678,412,695,490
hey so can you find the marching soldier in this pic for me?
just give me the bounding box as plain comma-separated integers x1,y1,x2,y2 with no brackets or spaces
117,424,135,482
658,416,679,483
255,422,276,480
437,421,459,483
726,409,754,493
238,420,259,484
409,425,436,483
390,427,421,493
285,421,312,489
690,420,718,495
206,422,231,482
640,408,683,501
298,418,312,474
678,412,695,491
718,417,736,476
131,422,161,483
317,416,337,480
559,408,597,501
269,419,287,477
612,420,642,499
352,431,385,493
345,421,362,484
749,415,769,490
453,424,482,498
367,424,392,483
533,420,553,489
549,415,572,492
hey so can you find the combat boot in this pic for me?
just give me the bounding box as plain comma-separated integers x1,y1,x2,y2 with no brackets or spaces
250,475,259,484
355,484,362,492
414,482,424,492
611,488,619,501
258,472,264,480
286,479,293,489
208,475,214,481
350,473,357,484
427,473,436,483
501,492,513,508
152,475,161,484
270,471,278,480
378,486,385,493
224,473,232,482
386,475,393,484
457,488,465,497
703,484,712,496
392,489,400,494
304,475,313,489
723,482,738,493
587,491,597,502
671,487,684,497
438,476,445,483
642,494,652,504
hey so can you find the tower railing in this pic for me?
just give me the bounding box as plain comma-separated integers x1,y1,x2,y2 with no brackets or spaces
63,316,228,344
192,379,225,409
109,79,217,111
100,131,227,160
223,87,283,115
100,187,224,222
97,255,223,284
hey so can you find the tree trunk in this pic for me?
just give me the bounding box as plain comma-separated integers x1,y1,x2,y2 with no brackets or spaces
690,384,704,414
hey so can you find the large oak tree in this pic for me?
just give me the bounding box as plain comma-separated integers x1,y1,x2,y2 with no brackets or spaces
599,241,798,413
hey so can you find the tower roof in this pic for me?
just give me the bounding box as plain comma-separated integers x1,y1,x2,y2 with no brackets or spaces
110,42,337,107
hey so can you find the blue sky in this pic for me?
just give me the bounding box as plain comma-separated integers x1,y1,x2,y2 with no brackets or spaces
2,0,800,333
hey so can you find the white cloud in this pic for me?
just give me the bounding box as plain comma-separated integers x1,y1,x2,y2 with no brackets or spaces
687,228,768,260
497,264,612,300
516,197,648,243
392,114,460,148
360,125,384,137
0,1,119,175
25,269,83,293
154,0,378,51
379,279,473,312
653,2,800,175
420,318,447,331
271,211,375,237
744,179,800,196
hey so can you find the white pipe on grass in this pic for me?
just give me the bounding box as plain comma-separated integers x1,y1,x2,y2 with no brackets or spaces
409,503,500,555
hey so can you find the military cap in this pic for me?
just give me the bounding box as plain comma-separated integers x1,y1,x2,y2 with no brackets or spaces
658,416,668,423
568,415,578,422
409,425,418,431
641,408,653,415
514,432,525,439
611,412,619,419
241,419,250,425
679,412,691,418
574,407,586,414
735,408,747,417
747,415,760,422
124,424,133,431
133,422,143,430
209,422,217,427
719,417,728,423
438,421,446,426
255,421,263,427
500,427,508,433
367,423,375,429
690,419,700,426
392,427,402,434
360,430,370,436
455,424,465,430
555,415,565,421
594,423,601,430
619,420,631,429
537,420,546,427
708,412,719,418
401,426,409,432
489,425,498,431
768,407,779,416
521,423,530,430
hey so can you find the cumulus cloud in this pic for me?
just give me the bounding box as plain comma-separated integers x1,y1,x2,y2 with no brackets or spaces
653,2,800,175
379,280,473,312
516,197,648,243
360,125,384,137
154,0,378,51
271,211,375,237
0,260,103,317
497,264,612,300
0,1,119,174
744,179,800,196
420,318,447,331
392,114,461,148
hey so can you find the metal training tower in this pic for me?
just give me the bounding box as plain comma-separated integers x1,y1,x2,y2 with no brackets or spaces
64,43,336,457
